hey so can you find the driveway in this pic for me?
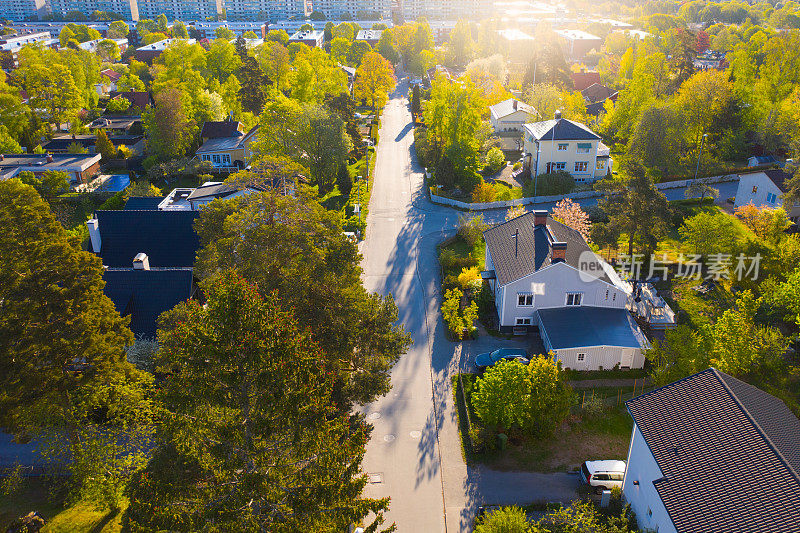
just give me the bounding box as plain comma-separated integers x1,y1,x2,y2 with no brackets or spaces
360,78,579,532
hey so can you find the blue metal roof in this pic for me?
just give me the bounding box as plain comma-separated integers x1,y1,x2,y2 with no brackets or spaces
538,306,644,349
103,267,193,339
96,210,199,268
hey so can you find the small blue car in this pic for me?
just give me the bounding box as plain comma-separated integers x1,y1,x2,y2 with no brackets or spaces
474,348,530,372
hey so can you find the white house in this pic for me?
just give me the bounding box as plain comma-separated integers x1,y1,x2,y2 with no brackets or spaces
733,169,799,222
523,113,612,183
623,368,800,533
158,182,257,211
489,98,537,150
482,210,648,370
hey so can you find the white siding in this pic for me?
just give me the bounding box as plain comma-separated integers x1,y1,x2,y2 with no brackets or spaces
492,109,536,133
623,424,677,533
734,173,783,209
498,262,626,328
552,345,644,371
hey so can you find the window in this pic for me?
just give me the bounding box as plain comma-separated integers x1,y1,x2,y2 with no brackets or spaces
517,293,534,307
766,192,777,204
566,292,583,306
577,353,585,362
555,162,566,170
201,154,211,161
611,473,624,481
604,289,609,300
574,161,588,172
577,143,591,154
515,317,532,326
212,154,221,164
752,185,758,193
557,143,568,151
222,154,231,165
596,159,606,170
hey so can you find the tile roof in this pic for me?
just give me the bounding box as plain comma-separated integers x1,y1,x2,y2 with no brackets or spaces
483,212,614,286
95,210,199,268
200,120,243,139
580,83,618,104
124,196,164,210
490,98,537,120
523,118,601,141
571,71,602,91
103,267,194,338
109,91,153,112
538,306,647,349
627,368,800,533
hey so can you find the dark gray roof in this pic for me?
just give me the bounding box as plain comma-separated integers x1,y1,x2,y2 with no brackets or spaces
537,306,646,349
523,118,601,141
103,267,193,338
200,120,243,139
124,196,163,210
95,210,199,268
627,368,800,533
483,212,613,286
186,182,238,201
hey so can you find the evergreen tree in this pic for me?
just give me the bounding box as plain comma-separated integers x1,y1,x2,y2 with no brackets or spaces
95,128,116,160
123,272,391,531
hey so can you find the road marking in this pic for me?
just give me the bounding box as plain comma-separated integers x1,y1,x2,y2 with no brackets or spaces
368,473,383,484
367,412,381,421
410,431,421,439
383,434,396,442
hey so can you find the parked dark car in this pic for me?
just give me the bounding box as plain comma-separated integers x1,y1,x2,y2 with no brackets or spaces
474,348,530,372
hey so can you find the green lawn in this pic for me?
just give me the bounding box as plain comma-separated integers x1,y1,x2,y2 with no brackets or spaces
0,478,124,533
453,374,633,473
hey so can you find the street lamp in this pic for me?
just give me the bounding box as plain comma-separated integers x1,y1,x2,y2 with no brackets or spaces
694,133,708,180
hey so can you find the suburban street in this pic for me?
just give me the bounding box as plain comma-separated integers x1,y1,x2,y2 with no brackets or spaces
358,79,741,531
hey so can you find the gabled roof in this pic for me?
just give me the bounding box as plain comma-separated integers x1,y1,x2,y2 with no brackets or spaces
101,68,122,82
109,91,153,112
580,83,617,104
124,196,163,210
95,210,199,268
571,71,602,91
538,306,647,349
186,181,239,201
523,118,601,141
627,368,800,533
740,169,791,193
490,98,537,120
483,212,613,286
200,120,243,139
103,267,193,338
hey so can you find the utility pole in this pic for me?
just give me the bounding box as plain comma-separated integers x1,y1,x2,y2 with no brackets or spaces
694,133,708,180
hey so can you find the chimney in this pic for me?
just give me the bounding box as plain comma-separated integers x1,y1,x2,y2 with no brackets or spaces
86,218,101,253
551,241,567,263
133,252,150,270
533,209,548,227
46,153,53,163
554,109,562,120
513,99,518,111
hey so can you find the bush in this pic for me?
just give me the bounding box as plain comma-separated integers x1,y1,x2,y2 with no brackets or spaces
100,191,125,210
343,214,366,234
484,147,506,174
457,215,489,247
457,266,481,291
472,180,496,203
523,170,575,197
512,161,522,171
474,506,530,533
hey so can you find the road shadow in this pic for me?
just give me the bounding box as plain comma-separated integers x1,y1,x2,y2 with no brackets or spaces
395,122,413,142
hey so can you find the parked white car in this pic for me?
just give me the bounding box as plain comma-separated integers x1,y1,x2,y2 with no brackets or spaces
580,460,626,494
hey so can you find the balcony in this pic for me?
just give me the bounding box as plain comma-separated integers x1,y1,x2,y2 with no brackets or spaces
597,142,611,157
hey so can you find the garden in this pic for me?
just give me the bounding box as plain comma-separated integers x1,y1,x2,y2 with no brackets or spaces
453,359,642,474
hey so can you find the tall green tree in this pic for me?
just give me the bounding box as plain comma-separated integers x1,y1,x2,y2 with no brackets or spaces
123,271,391,532
193,190,411,409
0,179,152,509
597,167,671,257
142,87,196,161
296,105,352,194
354,51,396,115
95,128,116,160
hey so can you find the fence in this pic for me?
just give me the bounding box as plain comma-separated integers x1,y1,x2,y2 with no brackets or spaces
455,374,476,457
576,378,655,409
427,172,740,211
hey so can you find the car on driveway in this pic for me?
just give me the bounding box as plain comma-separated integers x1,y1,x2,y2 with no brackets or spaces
580,460,626,494
474,348,530,372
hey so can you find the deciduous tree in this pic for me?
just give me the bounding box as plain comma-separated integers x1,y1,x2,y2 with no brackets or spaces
142,87,195,161
551,198,591,240
354,51,396,115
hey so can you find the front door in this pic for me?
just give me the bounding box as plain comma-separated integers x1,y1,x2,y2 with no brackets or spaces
620,349,634,369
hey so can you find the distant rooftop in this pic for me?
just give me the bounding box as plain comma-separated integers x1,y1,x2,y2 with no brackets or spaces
356,29,383,40
497,28,535,41
289,30,324,41
555,29,601,41
136,38,196,52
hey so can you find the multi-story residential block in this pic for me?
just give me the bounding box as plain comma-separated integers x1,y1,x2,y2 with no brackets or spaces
134,37,195,63
554,29,603,60
135,0,219,21
401,0,492,21
190,20,266,39
0,0,48,20
0,31,55,68
288,28,324,47
310,0,389,20
48,0,138,20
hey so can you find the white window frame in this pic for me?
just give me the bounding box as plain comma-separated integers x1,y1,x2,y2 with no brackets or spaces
517,293,534,307
574,161,588,172
212,154,221,165
555,162,566,170
557,143,568,151
577,353,586,362
566,292,583,306
596,159,606,170
766,192,776,204
515,317,532,326
222,154,231,165
576,143,591,154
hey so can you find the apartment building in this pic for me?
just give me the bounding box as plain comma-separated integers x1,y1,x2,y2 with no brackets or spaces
309,0,389,20
401,0,492,21
48,0,138,20
0,0,47,20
